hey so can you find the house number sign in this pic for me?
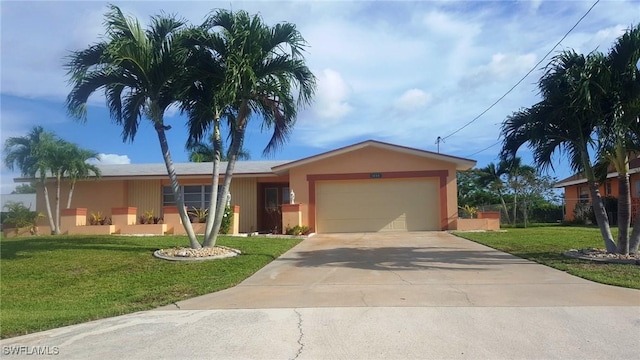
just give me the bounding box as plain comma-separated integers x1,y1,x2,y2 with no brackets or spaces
370,173,383,179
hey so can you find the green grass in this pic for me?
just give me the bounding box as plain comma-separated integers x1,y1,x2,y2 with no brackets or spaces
455,226,640,290
0,235,301,339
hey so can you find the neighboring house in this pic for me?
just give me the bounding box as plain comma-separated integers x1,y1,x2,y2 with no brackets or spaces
554,157,640,222
16,140,478,234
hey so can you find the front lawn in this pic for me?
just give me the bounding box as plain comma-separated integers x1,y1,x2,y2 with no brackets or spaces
0,235,301,339
455,226,640,290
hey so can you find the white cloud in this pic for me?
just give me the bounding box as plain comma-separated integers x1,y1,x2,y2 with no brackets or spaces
91,154,132,165
312,69,353,120
460,53,537,89
394,89,433,111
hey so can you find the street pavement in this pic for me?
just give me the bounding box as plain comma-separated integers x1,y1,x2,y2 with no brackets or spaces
2,232,639,359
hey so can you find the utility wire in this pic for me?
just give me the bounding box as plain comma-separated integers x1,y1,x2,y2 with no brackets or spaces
466,139,501,158
439,0,601,145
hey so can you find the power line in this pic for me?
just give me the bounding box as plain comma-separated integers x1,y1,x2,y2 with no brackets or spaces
466,139,501,158
438,0,601,145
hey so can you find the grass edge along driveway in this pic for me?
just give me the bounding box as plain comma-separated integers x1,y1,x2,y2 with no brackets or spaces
455,226,640,290
0,235,301,339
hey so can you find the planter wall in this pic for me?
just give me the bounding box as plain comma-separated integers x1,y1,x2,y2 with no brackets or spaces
69,225,117,235
120,223,169,235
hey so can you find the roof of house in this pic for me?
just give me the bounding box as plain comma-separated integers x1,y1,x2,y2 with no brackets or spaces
15,161,290,182
554,157,640,188
13,140,477,182
272,139,477,173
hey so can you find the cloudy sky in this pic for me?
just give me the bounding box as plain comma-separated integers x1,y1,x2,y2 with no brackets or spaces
1,0,639,193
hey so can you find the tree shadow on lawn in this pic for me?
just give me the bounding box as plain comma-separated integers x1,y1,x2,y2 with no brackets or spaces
281,246,531,272
0,236,181,260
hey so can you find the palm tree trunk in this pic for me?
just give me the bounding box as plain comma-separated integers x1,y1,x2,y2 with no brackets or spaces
204,121,222,241
54,173,61,235
512,192,517,225
67,180,76,209
588,181,617,252
154,124,200,249
42,182,56,235
497,191,511,224
617,174,631,255
205,123,247,247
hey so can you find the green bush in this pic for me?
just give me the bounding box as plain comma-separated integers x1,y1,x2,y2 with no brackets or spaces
285,225,312,236
1,201,42,234
219,205,233,234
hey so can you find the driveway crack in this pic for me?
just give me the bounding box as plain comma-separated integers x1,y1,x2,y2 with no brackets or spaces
291,309,304,360
173,302,181,310
390,269,412,285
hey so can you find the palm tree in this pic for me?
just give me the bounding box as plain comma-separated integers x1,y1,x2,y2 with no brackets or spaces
501,50,617,252
64,148,101,209
65,5,200,248
4,126,58,232
477,162,511,224
181,9,316,247
2,127,95,234
595,24,640,254
187,135,250,162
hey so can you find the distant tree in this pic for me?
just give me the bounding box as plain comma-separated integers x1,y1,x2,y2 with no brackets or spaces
11,183,36,194
477,162,511,224
3,126,98,234
63,147,100,208
187,135,250,162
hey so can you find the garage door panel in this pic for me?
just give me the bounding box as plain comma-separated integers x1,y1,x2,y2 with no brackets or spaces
316,179,439,233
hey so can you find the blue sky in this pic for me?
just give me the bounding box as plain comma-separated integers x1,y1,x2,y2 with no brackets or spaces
1,0,639,193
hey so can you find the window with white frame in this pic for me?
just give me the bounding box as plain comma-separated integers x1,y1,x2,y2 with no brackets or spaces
163,185,225,209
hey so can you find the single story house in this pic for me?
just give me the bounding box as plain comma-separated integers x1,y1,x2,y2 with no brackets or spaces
18,140,486,234
554,156,640,222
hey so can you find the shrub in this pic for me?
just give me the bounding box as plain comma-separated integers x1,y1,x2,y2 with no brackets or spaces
219,205,233,234
89,211,111,225
2,201,43,234
285,225,312,236
188,207,208,223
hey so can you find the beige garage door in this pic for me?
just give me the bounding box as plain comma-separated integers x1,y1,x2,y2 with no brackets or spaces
316,178,440,233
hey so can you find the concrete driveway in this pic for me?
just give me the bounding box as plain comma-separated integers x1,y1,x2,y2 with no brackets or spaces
164,232,640,309
2,232,639,360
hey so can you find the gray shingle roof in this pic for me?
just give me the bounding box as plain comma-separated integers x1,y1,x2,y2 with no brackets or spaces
92,161,290,178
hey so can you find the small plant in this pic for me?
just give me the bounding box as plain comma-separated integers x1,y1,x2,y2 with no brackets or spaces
140,210,157,224
188,207,208,223
458,204,478,219
285,225,312,236
89,211,110,225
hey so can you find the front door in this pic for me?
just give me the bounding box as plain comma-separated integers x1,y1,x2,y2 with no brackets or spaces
258,183,290,233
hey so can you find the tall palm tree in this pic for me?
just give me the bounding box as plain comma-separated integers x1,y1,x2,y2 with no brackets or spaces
595,24,640,254
64,148,101,209
182,9,316,247
65,5,200,248
501,50,617,252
